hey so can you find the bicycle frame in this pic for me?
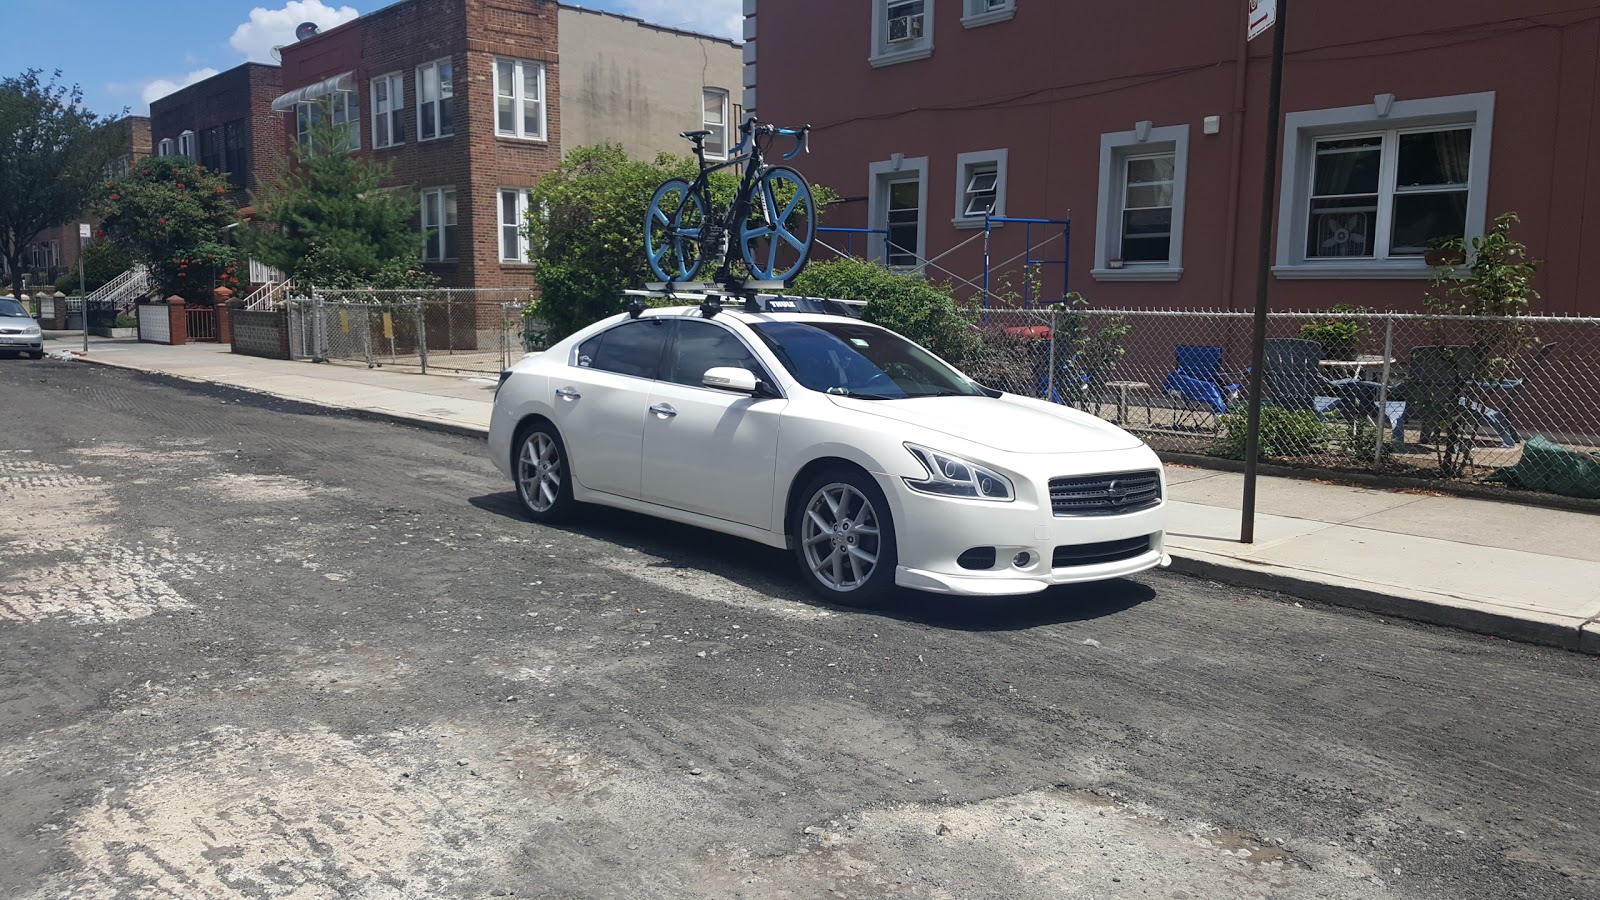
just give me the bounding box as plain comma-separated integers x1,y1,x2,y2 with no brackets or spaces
673,120,808,271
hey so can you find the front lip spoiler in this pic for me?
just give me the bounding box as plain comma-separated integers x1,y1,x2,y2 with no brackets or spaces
894,550,1170,596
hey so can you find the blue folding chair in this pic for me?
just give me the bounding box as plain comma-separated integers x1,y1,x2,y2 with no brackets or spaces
1162,345,1243,430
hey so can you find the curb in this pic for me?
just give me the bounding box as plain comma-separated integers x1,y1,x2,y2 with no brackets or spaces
1166,554,1593,655
62,353,1596,657
65,352,493,440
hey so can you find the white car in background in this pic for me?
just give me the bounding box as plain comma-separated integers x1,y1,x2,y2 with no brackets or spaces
489,298,1168,606
0,297,45,359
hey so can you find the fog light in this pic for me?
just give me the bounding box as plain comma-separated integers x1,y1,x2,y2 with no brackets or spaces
1013,551,1034,568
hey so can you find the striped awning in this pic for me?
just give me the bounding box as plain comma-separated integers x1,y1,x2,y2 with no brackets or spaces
270,72,357,112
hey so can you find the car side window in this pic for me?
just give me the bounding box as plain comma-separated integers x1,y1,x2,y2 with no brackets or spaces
577,319,668,379
667,320,769,388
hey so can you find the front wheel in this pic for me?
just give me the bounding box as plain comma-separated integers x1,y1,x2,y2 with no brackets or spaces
791,467,898,607
514,422,578,523
645,179,708,283
741,166,816,283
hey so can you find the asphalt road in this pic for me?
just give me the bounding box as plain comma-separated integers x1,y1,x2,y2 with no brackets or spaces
2,358,1597,900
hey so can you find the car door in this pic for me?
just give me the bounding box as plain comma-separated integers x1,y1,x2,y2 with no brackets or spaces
641,319,786,529
551,318,669,500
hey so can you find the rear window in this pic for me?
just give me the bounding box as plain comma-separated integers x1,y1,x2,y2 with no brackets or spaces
576,319,668,379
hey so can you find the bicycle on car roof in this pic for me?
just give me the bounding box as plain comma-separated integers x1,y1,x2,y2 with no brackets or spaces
644,116,816,287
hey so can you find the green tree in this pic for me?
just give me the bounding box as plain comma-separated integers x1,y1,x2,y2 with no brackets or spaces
791,257,982,368
0,69,124,298
99,155,240,301
244,112,433,289
526,144,716,339
54,239,133,294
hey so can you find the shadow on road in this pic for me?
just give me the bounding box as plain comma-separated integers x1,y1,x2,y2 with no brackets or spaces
468,491,1157,632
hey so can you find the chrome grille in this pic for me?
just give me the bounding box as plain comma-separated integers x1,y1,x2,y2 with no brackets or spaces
1049,470,1161,516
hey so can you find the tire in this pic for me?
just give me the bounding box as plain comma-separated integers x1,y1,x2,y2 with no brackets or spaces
29,350,45,360
645,178,708,283
790,466,898,607
513,421,577,524
741,165,816,283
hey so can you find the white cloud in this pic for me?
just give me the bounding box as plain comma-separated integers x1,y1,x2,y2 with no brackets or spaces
229,0,362,63
616,0,742,40
141,69,222,106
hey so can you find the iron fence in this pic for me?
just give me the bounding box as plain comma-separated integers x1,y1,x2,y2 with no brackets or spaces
286,288,548,376
969,308,1600,498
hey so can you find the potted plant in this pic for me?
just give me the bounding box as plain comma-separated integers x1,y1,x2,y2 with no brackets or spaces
1298,303,1371,361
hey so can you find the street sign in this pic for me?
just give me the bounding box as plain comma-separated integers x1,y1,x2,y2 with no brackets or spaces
78,223,91,239
1249,0,1276,40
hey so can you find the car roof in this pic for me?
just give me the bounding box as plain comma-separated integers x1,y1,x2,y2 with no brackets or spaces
631,306,876,329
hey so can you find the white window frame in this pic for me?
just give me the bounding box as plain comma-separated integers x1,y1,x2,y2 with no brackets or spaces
702,88,730,160
420,186,458,262
868,156,929,273
952,148,1008,228
416,58,455,142
962,0,1016,28
157,138,175,157
1093,123,1190,282
499,188,532,263
371,72,405,149
296,92,360,155
1275,91,1495,280
493,57,546,141
178,130,196,158
869,0,934,68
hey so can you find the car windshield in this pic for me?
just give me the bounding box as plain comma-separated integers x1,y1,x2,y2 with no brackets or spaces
752,320,982,399
0,299,29,318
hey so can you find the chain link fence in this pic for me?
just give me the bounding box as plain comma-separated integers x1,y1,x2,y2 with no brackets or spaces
969,308,1600,498
286,288,550,376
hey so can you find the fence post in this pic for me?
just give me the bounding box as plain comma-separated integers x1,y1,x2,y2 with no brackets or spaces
1374,314,1396,464
1046,307,1058,403
415,298,429,375
312,294,327,362
362,304,375,368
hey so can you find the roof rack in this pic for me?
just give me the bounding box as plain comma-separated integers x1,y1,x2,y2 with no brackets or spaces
622,282,864,320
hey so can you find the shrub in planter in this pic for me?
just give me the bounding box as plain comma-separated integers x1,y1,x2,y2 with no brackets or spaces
1298,303,1371,361
113,315,137,328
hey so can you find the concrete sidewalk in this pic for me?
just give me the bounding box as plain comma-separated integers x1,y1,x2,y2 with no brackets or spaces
51,336,1600,654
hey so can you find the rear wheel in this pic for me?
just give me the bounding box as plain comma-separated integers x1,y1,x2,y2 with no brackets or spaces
514,422,577,523
645,179,708,283
29,350,44,360
791,467,898,607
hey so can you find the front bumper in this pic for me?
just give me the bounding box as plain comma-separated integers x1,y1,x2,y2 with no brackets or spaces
879,450,1170,597
0,335,43,352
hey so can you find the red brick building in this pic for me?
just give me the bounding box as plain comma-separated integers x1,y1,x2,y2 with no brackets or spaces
272,0,741,289
149,63,285,203
749,0,1600,316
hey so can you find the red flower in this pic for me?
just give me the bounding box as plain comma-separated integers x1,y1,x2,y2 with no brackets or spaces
95,229,106,239
110,193,121,201
157,217,167,224
177,183,185,189
216,187,225,194
141,169,150,175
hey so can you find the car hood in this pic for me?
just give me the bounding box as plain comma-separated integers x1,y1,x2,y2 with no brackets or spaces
828,394,1145,455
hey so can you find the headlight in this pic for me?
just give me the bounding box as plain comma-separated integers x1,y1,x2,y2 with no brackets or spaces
22,325,41,336
903,443,1014,501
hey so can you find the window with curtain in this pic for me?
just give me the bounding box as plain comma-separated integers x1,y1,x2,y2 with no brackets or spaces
1306,126,1471,260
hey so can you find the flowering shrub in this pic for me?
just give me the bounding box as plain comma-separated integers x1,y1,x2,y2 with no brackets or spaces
99,155,239,301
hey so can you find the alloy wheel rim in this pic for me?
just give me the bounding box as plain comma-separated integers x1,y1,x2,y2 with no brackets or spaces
518,433,562,513
800,483,881,592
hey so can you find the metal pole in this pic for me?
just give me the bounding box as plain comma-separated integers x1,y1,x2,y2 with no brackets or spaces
1374,314,1395,462
79,243,88,354
1240,0,1289,545
1047,307,1058,404
416,298,429,375
982,216,992,307
1062,221,1072,300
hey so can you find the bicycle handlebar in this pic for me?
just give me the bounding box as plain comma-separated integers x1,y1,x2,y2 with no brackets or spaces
738,117,811,161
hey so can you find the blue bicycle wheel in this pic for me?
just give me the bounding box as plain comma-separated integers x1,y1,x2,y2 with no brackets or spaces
740,166,815,283
645,179,707,283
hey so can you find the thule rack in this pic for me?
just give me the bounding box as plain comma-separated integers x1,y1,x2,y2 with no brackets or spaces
622,283,864,320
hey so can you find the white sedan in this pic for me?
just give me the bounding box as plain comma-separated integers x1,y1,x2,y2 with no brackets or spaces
489,300,1169,605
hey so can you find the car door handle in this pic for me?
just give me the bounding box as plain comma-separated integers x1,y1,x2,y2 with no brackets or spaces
648,404,677,417
556,387,581,399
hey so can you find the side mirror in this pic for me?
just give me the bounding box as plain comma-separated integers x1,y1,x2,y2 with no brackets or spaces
702,366,759,394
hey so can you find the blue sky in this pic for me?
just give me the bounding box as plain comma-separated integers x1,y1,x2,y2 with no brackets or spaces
4,0,742,119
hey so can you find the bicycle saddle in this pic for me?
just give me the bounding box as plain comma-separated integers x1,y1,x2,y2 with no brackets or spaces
680,130,712,140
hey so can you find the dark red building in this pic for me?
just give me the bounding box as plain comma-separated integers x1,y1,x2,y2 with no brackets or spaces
749,0,1600,316
149,63,285,202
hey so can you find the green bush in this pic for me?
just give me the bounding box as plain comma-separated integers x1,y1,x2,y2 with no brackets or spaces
113,315,137,328
791,257,981,368
1212,406,1329,459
